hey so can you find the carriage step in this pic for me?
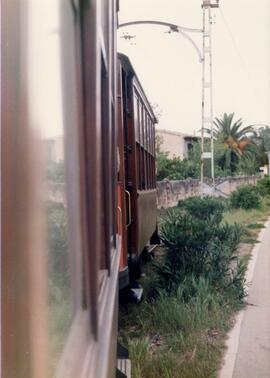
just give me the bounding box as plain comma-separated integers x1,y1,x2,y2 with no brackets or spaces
116,359,131,378
119,284,143,304
116,343,131,378
130,287,143,302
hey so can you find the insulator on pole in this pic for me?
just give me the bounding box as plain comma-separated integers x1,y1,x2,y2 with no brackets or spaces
202,0,219,8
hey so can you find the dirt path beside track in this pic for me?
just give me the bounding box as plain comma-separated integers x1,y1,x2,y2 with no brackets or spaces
220,218,270,378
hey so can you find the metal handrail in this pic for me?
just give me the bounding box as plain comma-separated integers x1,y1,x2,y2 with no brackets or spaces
125,190,132,227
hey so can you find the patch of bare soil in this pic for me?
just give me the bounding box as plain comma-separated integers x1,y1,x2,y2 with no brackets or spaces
237,242,253,259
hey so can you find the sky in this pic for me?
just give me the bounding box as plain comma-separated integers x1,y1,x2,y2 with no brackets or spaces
27,0,63,139
118,0,270,135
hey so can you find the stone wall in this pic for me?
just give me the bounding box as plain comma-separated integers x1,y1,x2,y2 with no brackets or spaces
156,179,201,208
157,176,259,209
48,176,260,210
213,176,258,196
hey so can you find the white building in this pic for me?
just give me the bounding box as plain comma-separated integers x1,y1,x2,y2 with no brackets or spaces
156,129,199,159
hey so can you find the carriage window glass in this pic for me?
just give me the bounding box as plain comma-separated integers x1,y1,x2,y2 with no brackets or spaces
151,122,153,154
148,120,151,154
100,54,111,273
147,116,150,152
144,109,148,150
136,95,141,144
145,112,149,151
152,124,154,155
27,1,74,375
151,123,153,155
134,95,139,142
149,119,152,153
144,113,148,152
153,125,156,156
140,103,144,147
147,118,151,187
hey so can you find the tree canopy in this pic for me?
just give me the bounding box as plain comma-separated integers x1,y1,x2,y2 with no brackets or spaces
214,113,257,174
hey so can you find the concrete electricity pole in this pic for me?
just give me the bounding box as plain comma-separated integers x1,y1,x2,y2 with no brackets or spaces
201,0,219,191
119,1,220,194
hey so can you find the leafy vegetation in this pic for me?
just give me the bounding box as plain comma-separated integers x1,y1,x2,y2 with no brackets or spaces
47,200,72,374
46,160,72,374
157,202,245,299
223,195,270,247
119,195,266,378
156,114,270,180
253,126,270,153
156,135,200,181
213,113,257,174
120,284,236,378
257,176,270,197
230,186,261,210
178,196,225,223
47,161,65,183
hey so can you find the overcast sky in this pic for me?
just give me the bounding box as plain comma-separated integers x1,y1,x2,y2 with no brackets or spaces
118,0,270,135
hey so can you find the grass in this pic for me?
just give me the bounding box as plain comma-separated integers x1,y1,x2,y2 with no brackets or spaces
246,223,265,229
223,197,270,248
223,197,270,226
119,196,270,378
119,278,240,378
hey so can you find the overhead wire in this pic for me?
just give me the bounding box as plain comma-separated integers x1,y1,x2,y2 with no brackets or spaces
218,7,258,116
219,8,249,74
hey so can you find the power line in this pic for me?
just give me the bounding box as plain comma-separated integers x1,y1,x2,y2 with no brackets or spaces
219,8,249,73
218,7,258,106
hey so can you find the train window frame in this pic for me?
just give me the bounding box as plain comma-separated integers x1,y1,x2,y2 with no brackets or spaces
2,0,121,377
133,94,139,142
133,93,142,189
57,0,121,376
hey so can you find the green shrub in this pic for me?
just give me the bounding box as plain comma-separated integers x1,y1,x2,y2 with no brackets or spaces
230,185,260,210
178,196,225,223
157,209,244,296
257,176,270,197
213,222,244,252
156,154,199,181
225,260,247,302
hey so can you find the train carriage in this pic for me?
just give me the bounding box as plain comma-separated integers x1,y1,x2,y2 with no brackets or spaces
2,0,120,377
2,1,157,377
117,54,157,300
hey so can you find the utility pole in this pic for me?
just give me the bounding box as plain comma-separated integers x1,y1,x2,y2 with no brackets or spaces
119,1,220,194
201,0,219,191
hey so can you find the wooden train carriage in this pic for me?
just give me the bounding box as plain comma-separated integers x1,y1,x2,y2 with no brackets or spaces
2,1,120,377
118,54,157,290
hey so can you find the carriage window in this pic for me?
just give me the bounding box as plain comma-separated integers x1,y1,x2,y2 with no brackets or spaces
150,123,153,155
144,111,148,152
151,124,155,155
140,103,145,147
134,95,140,142
147,115,151,152
27,1,74,375
143,108,147,148
100,54,112,272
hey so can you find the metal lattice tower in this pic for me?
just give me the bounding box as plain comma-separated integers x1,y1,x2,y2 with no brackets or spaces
201,0,219,188
118,1,220,192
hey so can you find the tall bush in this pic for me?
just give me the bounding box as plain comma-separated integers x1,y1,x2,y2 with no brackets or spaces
157,206,245,296
230,185,260,209
257,176,270,197
178,196,225,223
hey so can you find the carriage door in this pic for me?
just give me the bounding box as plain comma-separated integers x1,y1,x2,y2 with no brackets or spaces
121,69,139,266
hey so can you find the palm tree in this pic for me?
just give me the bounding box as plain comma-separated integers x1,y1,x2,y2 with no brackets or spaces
213,113,256,174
